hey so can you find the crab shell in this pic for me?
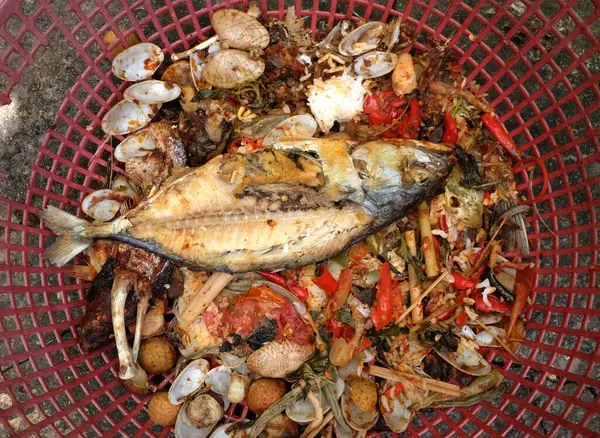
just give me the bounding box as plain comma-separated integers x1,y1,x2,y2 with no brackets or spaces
112,42,164,82
246,341,314,378
168,358,210,405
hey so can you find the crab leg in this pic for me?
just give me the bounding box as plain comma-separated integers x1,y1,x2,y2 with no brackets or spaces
111,268,139,379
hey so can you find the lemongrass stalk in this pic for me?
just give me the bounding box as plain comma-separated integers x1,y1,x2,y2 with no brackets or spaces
418,202,439,277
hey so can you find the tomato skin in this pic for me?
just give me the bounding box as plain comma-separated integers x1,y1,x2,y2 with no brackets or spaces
441,111,459,143
371,262,393,331
363,91,404,125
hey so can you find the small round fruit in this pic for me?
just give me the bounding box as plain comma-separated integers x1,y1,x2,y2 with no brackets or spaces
247,378,287,414
148,392,181,426
329,337,352,366
138,337,177,374
348,377,378,413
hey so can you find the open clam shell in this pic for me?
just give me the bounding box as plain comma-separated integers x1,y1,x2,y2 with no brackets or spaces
169,358,210,405
352,51,398,79
81,189,128,222
380,390,413,433
112,42,164,82
263,115,318,146
206,366,231,395
286,377,344,424
114,129,156,162
338,22,386,56
190,51,208,90
101,100,156,136
341,384,379,431
434,345,492,376
124,80,181,104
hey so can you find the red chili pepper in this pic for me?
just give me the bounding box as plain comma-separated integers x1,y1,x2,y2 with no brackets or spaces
432,235,441,263
326,268,353,316
363,91,404,125
506,266,535,339
228,137,260,154
325,318,354,341
455,291,466,305
475,294,512,315
256,270,309,301
383,382,404,400
452,272,477,289
441,111,459,143
436,309,454,321
357,337,372,353
393,99,422,139
481,113,520,160
372,262,393,331
315,266,339,296
455,312,468,327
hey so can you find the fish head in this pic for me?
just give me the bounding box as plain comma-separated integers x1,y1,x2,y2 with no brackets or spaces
351,139,454,220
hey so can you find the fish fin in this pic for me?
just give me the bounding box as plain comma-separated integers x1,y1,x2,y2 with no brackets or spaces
38,206,93,267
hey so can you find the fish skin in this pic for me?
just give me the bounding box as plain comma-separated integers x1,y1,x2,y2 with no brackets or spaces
40,138,453,271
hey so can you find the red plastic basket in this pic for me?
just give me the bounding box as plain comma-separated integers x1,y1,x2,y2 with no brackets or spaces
1,0,599,436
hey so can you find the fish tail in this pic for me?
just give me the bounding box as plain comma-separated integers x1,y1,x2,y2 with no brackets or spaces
38,206,94,267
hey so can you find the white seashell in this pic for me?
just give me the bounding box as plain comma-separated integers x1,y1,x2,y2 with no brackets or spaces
169,359,210,405
124,80,181,104
246,341,314,378
112,42,164,82
202,49,264,89
341,385,379,431
352,51,398,79
286,396,316,424
211,9,269,51
337,355,363,381
114,130,156,162
434,346,492,376
475,326,506,347
190,52,208,90
338,22,386,56
81,189,128,222
263,115,318,146
206,366,231,395
111,174,140,198
219,353,246,369
101,100,156,136
380,389,413,433
175,402,213,438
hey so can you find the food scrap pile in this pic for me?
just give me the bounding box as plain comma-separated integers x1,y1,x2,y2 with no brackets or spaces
39,5,538,437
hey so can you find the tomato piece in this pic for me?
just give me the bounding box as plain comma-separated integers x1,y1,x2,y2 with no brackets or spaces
372,262,393,331
455,312,468,327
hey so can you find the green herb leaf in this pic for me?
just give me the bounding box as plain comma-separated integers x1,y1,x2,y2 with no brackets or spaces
367,324,409,338
335,308,354,326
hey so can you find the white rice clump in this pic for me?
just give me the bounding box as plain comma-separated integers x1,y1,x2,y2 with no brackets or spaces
307,72,366,133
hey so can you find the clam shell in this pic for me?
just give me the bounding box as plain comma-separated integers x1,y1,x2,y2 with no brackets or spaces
286,377,344,424
114,130,156,162
81,189,128,222
341,385,379,431
434,346,492,376
176,401,213,438
101,100,156,136
190,52,208,90
206,366,231,395
124,80,181,104
380,389,413,433
227,372,250,404
112,42,164,82
169,358,210,405
263,115,318,146
211,9,269,50
338,22,386,56
246,341,314,378
111,174,140,198
125,155,164,193
202,49,264,89
162,60,195,87
352,51,398,79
